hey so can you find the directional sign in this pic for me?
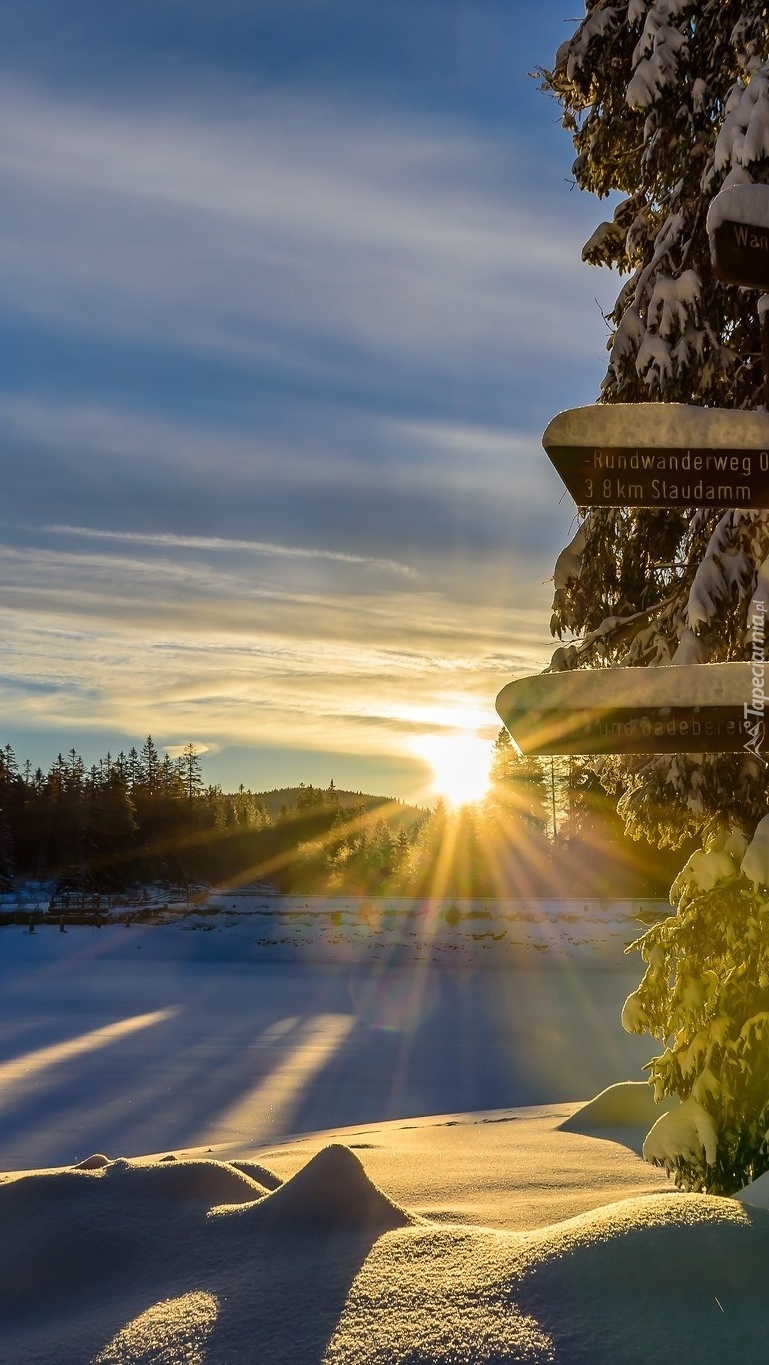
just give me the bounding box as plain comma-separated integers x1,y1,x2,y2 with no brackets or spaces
496,662,764,757
542,403,769,509
707,184,769,291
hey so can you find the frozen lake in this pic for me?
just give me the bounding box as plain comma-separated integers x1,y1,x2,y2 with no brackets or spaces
0,908,659,1170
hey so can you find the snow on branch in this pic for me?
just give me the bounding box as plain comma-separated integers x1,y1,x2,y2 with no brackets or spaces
643,1096,718,1173
741,813,769,889
685,512,755,630
714,67,769,175
553,519,590,592
636,332,673,386
562,4,620,86
627,21,688,111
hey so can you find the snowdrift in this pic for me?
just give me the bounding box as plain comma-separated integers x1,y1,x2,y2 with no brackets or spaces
3,1108,769,1364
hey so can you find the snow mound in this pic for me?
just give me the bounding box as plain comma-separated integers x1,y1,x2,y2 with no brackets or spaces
543,402,769,450
248,1143,413,1232
499,661,753,711
559,1081,670,1131
101,1157,269,1206
526,1191,754,1287
1,1156,269,1214
706,182,769,234
229,1158,283,1190
93,1291,219,1365
735,1168,769,1210
4,1123,769,1363
326,1192,769,1364
0,1167,107,1221
511,1193,766,1358
75,1152,110,1169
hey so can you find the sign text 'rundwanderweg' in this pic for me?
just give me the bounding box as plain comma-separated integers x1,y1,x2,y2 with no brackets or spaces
544,444,769,509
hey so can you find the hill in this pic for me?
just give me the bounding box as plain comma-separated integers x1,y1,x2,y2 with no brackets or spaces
254,786,427,830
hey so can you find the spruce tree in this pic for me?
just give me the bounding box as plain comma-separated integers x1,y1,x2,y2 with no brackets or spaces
0,746,16,892
542,2,769,1192
489,729,550,829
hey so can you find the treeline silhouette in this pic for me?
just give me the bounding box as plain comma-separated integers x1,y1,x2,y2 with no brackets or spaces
0,733,685,898
0,736,427,894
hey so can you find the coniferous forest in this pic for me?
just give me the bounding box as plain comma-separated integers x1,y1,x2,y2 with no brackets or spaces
0,732,686,899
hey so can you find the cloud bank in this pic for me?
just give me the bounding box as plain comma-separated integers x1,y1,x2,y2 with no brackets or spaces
0,49,609,793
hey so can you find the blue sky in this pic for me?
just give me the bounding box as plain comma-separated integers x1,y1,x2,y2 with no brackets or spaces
1,0,617,801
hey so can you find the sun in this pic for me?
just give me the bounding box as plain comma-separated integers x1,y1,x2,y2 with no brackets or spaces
416,731,492,808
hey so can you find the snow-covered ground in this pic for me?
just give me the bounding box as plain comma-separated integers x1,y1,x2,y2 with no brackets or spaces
3,889,667,963
198,892,662,965
0,900,657,1170
4,1088,769,1363
6,900,765,1364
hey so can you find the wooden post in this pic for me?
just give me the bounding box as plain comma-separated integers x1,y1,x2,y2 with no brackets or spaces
760,295,769,411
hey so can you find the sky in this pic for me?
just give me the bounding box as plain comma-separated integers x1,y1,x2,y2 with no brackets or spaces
1,0,619,803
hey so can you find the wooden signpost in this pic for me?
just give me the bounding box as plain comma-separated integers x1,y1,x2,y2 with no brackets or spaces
542,403,769,510
497,184,769,759
496,664,759,757
512,400,769,751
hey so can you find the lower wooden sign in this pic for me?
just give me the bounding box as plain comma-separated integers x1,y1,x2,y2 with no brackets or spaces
496,662,764,757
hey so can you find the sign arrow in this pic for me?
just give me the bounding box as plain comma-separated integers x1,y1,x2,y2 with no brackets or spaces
496,662,764,757
542,403,769,509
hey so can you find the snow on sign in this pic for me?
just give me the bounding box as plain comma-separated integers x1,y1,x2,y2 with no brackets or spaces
542,403,769,509
706,184,769,291
496,662,759,757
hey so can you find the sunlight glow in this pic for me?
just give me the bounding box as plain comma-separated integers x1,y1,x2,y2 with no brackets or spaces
0,1008,179,1093
94,1291,219,1365
416,731,492,807
201,1013,355,1146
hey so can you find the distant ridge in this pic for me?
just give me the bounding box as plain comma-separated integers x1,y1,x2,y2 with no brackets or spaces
255,786,426,827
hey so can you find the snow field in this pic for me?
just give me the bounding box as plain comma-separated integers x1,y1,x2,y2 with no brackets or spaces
0,893,664,967
3,909,769,1362
3,1098,769,1364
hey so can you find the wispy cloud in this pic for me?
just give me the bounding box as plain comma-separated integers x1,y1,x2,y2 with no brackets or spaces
0,390,574,599
0,540,551,650
0,394,354,484
0,79,612,378
43,525,415,576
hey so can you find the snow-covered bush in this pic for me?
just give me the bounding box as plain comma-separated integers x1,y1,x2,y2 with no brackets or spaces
542,2,769,1192
621,820,769,1192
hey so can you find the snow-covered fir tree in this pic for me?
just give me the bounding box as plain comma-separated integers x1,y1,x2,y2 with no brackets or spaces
542,2,769,1193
